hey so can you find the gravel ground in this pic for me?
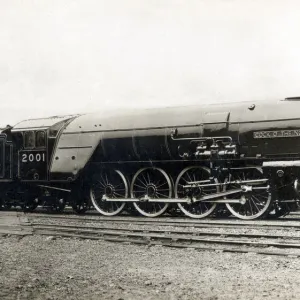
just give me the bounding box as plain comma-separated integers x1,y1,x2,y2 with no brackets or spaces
1,235,300,300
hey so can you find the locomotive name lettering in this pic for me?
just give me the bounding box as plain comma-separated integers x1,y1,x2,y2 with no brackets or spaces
21,153,46,163
253,129,300,139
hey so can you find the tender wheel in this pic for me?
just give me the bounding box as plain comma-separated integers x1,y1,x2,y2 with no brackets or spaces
131,167,171,217
175,166,218,218
90,170,127,216
225,168,272,220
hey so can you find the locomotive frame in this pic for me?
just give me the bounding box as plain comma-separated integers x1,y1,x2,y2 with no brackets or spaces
1,98,300,219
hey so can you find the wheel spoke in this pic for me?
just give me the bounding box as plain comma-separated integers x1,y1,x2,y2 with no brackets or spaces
250,198,259,213
147,172,151,185
142,173,149,185
156,191,168,198
156,182,168,188
113,192,125,197
96,181,106,188
186,172,193,183
134,183,146,189
137,177,147,187
248,199,254,215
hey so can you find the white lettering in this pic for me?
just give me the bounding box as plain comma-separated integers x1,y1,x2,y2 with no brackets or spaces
21,153,46,163
254,129,300,139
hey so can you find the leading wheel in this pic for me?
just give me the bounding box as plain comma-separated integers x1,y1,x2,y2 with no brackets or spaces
90,169,127,216
131,167,171,217
225,168,272,220
175,166,218,218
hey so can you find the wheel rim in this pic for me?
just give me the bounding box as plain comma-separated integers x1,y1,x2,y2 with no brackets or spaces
175,166,218,218
90,170,127,216
225,168,272,220
131,167,171,217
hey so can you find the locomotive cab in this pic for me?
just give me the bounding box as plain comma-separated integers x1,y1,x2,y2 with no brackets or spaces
17,130,48,181
11,115,78,182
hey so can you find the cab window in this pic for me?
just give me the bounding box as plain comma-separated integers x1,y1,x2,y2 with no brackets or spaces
24,131,35,149
36,131,46,148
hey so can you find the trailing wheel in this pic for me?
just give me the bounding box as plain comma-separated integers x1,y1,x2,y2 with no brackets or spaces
175,166,218,218
90,169,127,216
225,168,272,220
131,167,171,217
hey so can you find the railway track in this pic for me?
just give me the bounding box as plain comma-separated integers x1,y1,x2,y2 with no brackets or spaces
30,222,300,241
4,210,300,232
26,212,300,232
28,222,300,258
4,211,300,258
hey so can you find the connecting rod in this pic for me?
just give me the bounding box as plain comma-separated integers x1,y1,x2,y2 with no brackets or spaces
101,188,244,204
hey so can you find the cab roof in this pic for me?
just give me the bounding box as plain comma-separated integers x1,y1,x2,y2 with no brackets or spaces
11,115,79,132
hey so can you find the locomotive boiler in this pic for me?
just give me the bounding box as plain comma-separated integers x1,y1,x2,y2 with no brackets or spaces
1,98,300,219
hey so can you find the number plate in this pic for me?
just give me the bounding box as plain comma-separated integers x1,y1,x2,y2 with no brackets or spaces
19,150,47,181
21,152,46,163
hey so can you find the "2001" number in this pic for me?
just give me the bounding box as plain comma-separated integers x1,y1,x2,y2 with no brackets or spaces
21,153,46,163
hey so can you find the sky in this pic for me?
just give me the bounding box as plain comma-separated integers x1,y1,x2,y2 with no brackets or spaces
1,0,300,126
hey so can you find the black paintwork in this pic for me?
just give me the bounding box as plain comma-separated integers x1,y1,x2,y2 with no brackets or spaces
47,99,300,182
2,99,300,185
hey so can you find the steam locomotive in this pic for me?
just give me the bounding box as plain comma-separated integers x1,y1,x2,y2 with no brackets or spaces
1,98,300,219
